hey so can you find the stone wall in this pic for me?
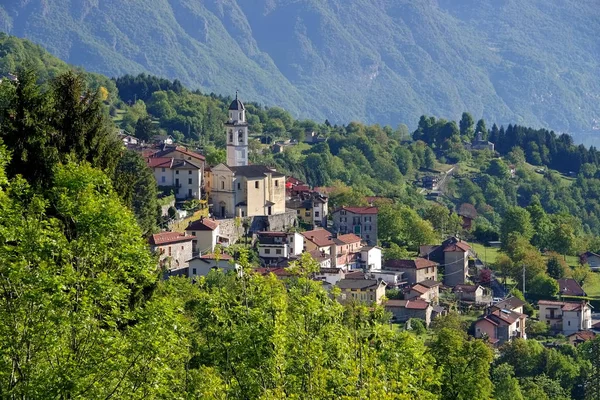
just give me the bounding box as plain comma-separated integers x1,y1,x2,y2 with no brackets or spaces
217,209,298,245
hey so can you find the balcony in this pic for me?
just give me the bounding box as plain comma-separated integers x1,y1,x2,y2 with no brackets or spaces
545,314,562,320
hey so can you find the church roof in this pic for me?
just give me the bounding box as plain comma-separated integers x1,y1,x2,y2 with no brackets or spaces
230,165,285,178
229,97,245,111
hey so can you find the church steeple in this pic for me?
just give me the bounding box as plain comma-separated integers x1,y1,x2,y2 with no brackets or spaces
226,92,248,166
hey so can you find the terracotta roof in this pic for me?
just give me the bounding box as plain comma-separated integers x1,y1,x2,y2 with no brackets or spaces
411,284,430,294
149,232,193,246
147,157,173,168
557,278,587,297
568,330,596,341
417,280,442,288
562,302,584,312
337,278,383,290
303,229,335,247
345,271,366,280
318,268,343,274
186,218,219,231
335,206,378,215
336,233,362,245
386,299,430,310
384,258,438,270
198,253,233,260
453,284,481,293
254,267,294,277
443,241,471,252
538,300,588,312
538,300,568,306
308,250,330,262
592,321,600,329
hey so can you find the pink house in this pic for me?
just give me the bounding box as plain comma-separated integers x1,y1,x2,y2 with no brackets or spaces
474,309,527,346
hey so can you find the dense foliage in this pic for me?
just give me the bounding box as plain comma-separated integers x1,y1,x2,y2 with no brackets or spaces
2,1,599,137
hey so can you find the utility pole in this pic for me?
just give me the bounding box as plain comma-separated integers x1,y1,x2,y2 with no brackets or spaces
522,265,526,295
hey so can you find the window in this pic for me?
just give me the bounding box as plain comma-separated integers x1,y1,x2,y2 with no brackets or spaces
296,210,300,214
239,112,242,120
188,157,191,160
176,170,179,175
181,246,184,250
305,211,311,217
366,235,370,239
265,249,271,254
189,170,192,175
568,321,571,326
192,268,197,275
315,211,320,217
340,210,346,215
168,247,172,256
221,181,225,190
237,183,241,190
229,130,233,142
241,211,245,217
161,168,165,172
188,189,192,196
161,176,166,183
192,232,196,236
275,180,279,187
255,181,259,189
276,249,282,255
188,178,192,184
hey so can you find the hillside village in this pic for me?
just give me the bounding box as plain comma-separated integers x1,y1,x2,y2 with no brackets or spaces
132,95,600,349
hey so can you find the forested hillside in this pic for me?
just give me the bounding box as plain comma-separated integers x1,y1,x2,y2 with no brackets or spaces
1,0,599,139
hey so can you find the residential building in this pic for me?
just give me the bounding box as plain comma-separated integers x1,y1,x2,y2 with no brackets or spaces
307,250,332,269
474,309,526,345
420,237,472,287
333,233,363,270
369,269,406,288
152,135,174,145
568,330,596,346
186,253,239,278
118,132,139,146
302,228,335,255
314,267,346,285
359,246,383,271
225,94,249,167
581,251,600,271
383,258,438,285
385,299,433,326
152,145,206,167
490,297,527,314
331,206,378,245
149,232,194,270
147,157,204,200
406,280,442,304
257,231,304,265
185,217,229,255
286,191,329,227
557,278,587,297
453,284,491,305
538,300,593,336
336,279,386,305
209,164,286,218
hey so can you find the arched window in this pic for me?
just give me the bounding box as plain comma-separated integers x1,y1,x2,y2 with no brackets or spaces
229,130,233,142
238,129,244,143
221,180,225,190
239,112,242,120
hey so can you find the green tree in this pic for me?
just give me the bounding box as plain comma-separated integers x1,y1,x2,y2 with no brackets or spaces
500,207,534,246
491,363,524,400
529,274,559,297
476,119,488,139
459,112,475,138
546,253,567,279
487,159,510,179
580,336,600,400
134,115,158,142
113,150,160,235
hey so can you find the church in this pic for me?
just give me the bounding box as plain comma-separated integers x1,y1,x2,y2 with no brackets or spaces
208,95,286,218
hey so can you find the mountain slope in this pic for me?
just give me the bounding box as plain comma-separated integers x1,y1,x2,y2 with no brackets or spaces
2,0,599,136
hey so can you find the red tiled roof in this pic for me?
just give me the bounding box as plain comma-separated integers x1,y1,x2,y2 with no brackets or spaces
384,258,438,270
336,233,362,244
308,250,330,262
336,206,378,215
453,284,481,293
149,232,193,246
557,278,587,297
258,231,287,238
538,300,567,306
254,267,294,277
302,229,335,247
443,241,471,252
411,284,429,294
186,218,219,231
147,157,173,168
385,299,430,310
568,330,596,341
538,300,587,312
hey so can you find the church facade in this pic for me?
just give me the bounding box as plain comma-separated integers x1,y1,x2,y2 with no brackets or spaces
209,95,286,218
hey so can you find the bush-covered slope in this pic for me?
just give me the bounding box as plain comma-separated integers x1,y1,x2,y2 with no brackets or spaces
1,0,599,138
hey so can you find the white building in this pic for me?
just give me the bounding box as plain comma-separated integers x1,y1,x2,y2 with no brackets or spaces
225,94,249,167
187,254,240,278
360,246,382,271
257,231,304,264
185,217,230,255
147,157,203,200
538,300,593,336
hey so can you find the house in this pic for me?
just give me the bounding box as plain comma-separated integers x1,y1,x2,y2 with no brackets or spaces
538,300,593,336
336,279,386,305
333,233,363,270
385,299,433,326
304,131,326,144
118,132,139,146
581,251,600,271
465,132,495,152
307,250,332,269
314,267,346,285
359,246,383,271
406,280,442,304
149,232,194,270
422,176,439,190
302,228,335,255
152,135,174,145
420,237,472,287
383,258,438,285
474,308,526,345
457,203,478,231
331,206,378,245
490,297,527,314
257,231,304,265
568,330,596,346
286,191,329,227
557,278,587,297
453,284,491,305
369,269,406,288
147,157,204,200
185,217,231,255
209,164,286,218
186,253,239,278
152,145,206,167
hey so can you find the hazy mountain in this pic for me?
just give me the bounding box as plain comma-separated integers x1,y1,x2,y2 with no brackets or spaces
2,0,599,136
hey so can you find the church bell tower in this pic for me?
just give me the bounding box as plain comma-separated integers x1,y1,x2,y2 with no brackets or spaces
225,92,248,166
